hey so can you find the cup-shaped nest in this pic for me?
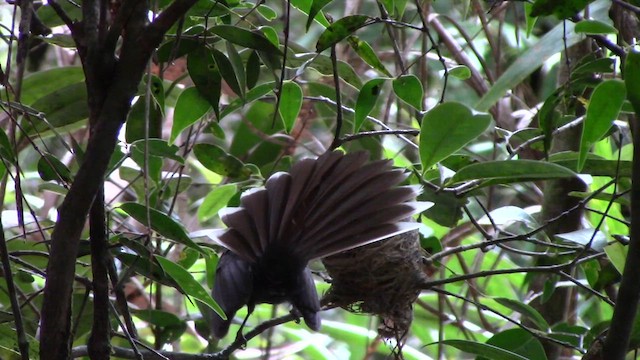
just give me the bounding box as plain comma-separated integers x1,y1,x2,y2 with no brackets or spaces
321,229,431,338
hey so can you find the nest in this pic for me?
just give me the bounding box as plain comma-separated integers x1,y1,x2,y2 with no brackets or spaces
321,229,432,339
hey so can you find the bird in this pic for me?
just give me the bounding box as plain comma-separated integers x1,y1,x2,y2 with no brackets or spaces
210,150,429,338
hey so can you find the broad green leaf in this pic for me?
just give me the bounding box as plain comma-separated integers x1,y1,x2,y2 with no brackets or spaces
186,0,230,17
316,15,370,52
0,128,16,164
155,255,225,318
188,47,222,118
574,19,617,34
119,202,204,254
306,0,333,30
125,91,163,143
476,0,610,112
37,1,81,28
291,0,331,28
449,160,577,184
24,82,88,135
209,25,281,53
259,26,280,48
550,151,632,177
530,0,594,19
604,242,627,275
625,50,640,115
578,80,626,171
524,3,537,37
133,309,182,327
130,139,184,164
193,143,251,179
116,252,180,288
198,184,238,222
419,102,491,170
393,75,423,110
211,48,243,98
354,78,386,132
257,4,277,20
171,87,212,144
279,81,303,133
439,339,528,360
448,65,471,80
220,82,275,119
0,324,39,359
40,34,75,48
348,36,392,77
556,228,607,251
246,50,261,90
480,329,548,360
37,153,72,183
494,298,550,331
225,41,246,97
291,53,363,89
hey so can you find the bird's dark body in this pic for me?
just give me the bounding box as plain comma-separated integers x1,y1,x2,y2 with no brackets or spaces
210,151,427,338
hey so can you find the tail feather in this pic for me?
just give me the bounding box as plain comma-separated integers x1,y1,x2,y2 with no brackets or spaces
216,151,426,262
239,188,270,253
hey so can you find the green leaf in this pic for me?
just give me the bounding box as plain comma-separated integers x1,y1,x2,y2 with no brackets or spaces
37,153,72,183
316,15,370,52
225,41,246,97
494,298,550,331
354,78,386,132
476,0,612,112
530,0,594,19
119,202,204,254
130,139,185,164
449,160,577,184
125,91,163,143
438,339,528,360
306,0,333,30
155,255,226,318
171,87,212,144
480,329,548,360
279,81,303,133
448,65,471,80
574,19,617,34
246,50,261,90
578,80,626,171
347,36,392,77
116,252,180,288
209,25,281,53
291,0,331,29
211,48,243,98
188,47,222,118
198,184,238,222
392,75,423,110
257,4,278,20
419,102,491,170
24,82,88,135
625,50,640,116
0,66,84,105
193,143,251,179
220,82,275,120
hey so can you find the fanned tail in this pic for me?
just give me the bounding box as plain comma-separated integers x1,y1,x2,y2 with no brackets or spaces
214,151,431,262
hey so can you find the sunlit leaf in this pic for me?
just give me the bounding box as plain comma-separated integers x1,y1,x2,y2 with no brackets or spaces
392,75,423,110
449,160,577,184
578,80,625,171
198,184,238,222
171,87,212,144
420,102,491,170
354,78,386,132
279,81,303,133
316,15,370,52
575,19,617,34
119,202,204,254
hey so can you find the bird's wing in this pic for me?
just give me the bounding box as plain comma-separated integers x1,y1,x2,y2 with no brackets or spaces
289,267,321,331
211,251,253,339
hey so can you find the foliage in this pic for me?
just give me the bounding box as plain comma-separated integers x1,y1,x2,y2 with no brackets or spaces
0,0,638,359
